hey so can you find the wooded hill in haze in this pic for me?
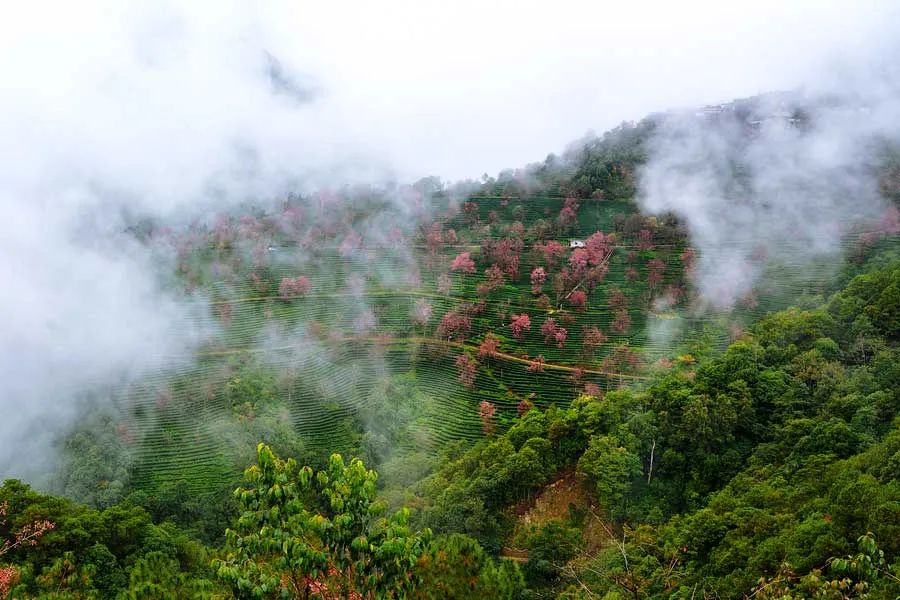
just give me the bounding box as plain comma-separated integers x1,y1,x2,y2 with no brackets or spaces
2,92,900,599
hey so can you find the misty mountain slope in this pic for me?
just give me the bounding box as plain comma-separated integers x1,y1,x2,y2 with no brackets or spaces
5,2,900,597
67,189,694,499
2,94,899,598
4,244,900,599
46,92,900,509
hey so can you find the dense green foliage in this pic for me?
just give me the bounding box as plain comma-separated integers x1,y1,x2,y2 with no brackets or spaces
1,447,521,599
0,479,219,598
214,444,430,598
4,257,900,598
415,258,900,598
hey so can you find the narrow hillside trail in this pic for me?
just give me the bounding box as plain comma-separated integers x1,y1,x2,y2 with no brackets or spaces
198,335,649,381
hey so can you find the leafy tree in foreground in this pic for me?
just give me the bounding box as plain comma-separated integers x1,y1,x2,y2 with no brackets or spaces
214,444,431,599
751,533,900,599
0,499,54,597
413,534,524,599
122,551,219,600
577,435,642,520
516,520,582,588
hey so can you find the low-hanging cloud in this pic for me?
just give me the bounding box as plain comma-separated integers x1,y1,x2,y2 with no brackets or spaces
0,2,380,482
638,75,900,309
2,0,900,483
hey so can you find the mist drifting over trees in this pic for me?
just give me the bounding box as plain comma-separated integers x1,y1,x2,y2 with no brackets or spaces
2,2,900,598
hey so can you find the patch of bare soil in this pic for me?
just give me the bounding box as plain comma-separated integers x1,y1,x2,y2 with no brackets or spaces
501,471,616,561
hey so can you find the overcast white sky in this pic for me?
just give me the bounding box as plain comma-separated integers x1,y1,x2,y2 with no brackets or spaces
2,0,898,185
285,0,899,179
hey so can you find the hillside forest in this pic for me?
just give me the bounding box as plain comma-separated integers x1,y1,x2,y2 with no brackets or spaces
3,100,900,599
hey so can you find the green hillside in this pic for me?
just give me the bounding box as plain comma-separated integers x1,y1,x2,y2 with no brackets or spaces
3,113,900,599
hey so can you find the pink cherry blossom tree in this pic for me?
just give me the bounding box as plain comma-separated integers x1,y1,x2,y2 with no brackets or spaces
554,328,568,349
541,318,559,344
530,267,547,295
526,355,545,373
437,310,472,342
479,400,497,436
478,333,501,359
517,398,534,416
558,197,580,230
608,288,629,311
635,229,654,251
456,354,478,388
510,314,531,340
611,310,631,335
437,273,452,295
279,276,311,300
647,258,666,289
450,252,476,273
411,298,433,326
568,290,588,311
582,325,607,359
534,240,566,268
584,382,602,398
477,265,505,297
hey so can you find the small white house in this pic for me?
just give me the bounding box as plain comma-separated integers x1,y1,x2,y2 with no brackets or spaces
569,239,586,248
